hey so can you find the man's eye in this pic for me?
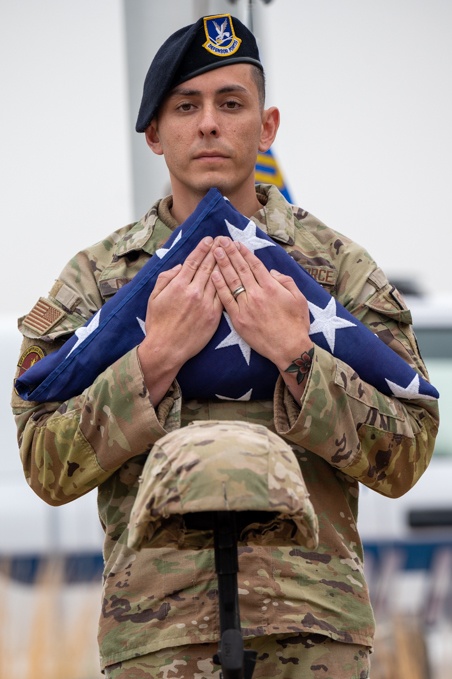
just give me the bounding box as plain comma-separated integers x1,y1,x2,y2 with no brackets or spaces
224,101,241,109
178,103,194,112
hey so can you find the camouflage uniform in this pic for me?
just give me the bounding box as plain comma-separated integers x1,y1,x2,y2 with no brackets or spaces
104,634,370,678
11,185,439,673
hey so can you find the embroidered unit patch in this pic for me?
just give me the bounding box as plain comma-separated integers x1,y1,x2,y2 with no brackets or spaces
17,345,45,378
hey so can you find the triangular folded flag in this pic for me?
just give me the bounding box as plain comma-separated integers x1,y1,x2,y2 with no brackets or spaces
15,188,439,403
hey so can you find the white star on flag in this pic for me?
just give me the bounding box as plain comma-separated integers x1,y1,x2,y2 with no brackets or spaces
308,297,356,353
215,389,253,401
137,317,146,335
155,230,183,259
385,374,436,401
67,310,101,356
215,312,252,365
225,219,276,254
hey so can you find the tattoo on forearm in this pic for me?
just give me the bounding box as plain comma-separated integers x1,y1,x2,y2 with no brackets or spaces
284,348,314,385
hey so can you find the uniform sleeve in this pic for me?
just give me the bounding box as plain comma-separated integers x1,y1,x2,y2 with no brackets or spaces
273,265,440,499
11,248,182,507
12,339,182,506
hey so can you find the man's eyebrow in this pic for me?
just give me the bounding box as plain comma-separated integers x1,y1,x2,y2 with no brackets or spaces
168,84,249,97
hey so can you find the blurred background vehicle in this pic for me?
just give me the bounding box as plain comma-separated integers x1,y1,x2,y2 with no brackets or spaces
358,291,452,550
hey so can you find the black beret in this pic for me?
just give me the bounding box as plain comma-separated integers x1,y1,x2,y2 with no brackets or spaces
136,14,263,133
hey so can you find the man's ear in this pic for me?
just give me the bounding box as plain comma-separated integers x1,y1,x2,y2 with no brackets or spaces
258,106,280,153
145,120,164,156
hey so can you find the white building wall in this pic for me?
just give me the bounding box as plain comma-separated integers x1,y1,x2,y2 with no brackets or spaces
261,0,452,295
1,0,133,317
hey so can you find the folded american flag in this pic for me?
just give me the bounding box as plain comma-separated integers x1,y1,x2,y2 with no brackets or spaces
15,188,439,403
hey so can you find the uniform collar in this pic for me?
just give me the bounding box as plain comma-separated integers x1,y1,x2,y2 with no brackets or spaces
113,197,174,258
251,184,296,245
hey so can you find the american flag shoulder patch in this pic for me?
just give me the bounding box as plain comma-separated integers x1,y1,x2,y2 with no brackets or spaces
23,297,65,336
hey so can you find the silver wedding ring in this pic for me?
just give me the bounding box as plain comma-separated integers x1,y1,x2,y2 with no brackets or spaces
232,285,246,300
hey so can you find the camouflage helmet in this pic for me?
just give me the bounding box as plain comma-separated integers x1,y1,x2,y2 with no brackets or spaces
128,420,318,551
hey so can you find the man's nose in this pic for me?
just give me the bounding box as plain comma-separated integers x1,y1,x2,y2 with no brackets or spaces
198,106,220,137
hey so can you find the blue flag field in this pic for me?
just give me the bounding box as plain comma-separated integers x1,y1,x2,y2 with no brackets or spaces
15,188,439,404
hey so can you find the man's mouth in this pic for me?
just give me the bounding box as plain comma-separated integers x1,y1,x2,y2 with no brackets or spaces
193,151,228,160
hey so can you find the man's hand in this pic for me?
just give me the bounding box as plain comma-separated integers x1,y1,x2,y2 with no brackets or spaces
138,236,223,405
211,237,314,400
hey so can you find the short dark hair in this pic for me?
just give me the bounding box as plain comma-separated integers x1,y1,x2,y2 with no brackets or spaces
251,65,266,109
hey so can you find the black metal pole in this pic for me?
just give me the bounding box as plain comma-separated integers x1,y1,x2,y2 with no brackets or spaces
212,511,257,679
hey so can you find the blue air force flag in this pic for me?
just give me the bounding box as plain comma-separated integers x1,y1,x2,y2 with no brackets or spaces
15,188,439,404
255,148,293,203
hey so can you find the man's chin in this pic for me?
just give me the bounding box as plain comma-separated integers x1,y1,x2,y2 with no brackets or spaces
194,178,232,198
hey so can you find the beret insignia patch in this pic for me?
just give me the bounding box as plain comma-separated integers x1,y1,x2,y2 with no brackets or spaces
203,14,242,57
